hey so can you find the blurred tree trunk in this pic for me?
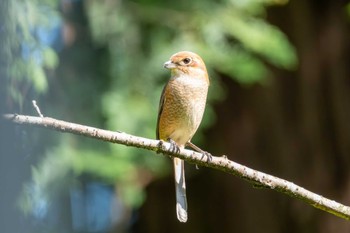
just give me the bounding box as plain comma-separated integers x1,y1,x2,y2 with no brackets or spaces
136,1,350,232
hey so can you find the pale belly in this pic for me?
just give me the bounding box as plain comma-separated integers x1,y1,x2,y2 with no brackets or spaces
159,78,208,146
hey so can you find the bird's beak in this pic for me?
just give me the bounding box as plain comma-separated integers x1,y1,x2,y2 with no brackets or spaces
163,60,177,69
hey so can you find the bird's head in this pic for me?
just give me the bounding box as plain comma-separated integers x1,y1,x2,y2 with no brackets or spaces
163,51,209,83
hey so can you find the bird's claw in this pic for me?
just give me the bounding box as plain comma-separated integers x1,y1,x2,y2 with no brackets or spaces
168,138,180,154
201,151,213,162
186,141,212,162
156,140,164,154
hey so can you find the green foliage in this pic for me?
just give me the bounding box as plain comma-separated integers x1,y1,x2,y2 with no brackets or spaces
17,0,298,214
2,0,60,107
86,0,296,84
42,47,59,69
19,145,73,215
64,0,296,207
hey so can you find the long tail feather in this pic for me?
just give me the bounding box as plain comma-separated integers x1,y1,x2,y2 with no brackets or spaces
173,157,188,222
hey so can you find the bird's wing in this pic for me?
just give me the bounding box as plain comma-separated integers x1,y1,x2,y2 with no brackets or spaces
156,83,168,140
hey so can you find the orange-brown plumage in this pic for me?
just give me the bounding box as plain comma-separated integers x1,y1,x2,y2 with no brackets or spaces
156,51,209,222
157,51,209,145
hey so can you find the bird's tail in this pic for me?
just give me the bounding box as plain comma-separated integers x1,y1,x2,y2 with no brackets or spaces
173,157,188,222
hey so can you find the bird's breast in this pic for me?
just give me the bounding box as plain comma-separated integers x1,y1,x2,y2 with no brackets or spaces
159,75,208,145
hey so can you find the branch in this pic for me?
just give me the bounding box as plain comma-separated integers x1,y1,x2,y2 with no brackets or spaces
3,113,350,221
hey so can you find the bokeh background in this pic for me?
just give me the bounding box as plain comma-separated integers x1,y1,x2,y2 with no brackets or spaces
1,0,350,232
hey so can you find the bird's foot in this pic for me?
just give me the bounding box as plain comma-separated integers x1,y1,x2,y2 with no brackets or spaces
186,141,212,162
201,151,213,162
168,138,180,154
156,140,164,154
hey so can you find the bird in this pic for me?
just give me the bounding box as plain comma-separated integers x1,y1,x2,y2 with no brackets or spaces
156,51,209,223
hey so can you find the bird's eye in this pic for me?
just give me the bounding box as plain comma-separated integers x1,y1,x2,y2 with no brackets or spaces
182,57,192,65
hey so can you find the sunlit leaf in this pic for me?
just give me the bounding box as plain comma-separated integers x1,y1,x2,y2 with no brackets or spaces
42,47,59,69
30,64,48,93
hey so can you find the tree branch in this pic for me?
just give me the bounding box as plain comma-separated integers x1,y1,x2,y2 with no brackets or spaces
3,113,350,221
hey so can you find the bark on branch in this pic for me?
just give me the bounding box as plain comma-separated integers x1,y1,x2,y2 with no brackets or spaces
3,113,350,221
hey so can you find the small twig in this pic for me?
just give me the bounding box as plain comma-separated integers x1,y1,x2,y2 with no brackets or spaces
32,100,44,118
3,113,350,221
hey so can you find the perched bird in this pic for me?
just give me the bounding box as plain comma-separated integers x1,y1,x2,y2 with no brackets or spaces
156,51,209,222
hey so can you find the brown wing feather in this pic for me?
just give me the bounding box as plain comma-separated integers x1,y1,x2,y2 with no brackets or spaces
156,84,168,140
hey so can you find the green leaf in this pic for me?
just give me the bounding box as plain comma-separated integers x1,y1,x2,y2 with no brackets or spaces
222,14,297,69
30,64,48,93
43,47,59,69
